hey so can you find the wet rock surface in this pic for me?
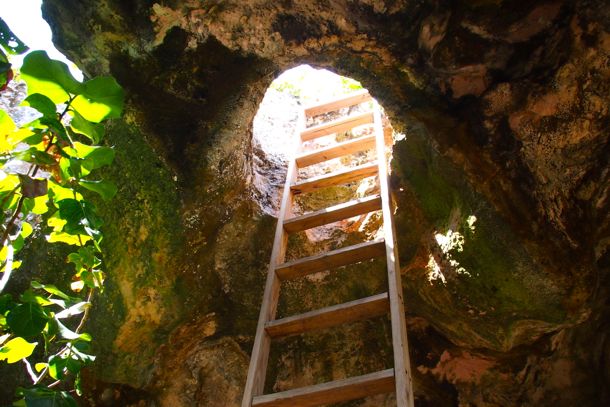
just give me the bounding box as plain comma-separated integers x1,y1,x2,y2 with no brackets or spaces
10,0,607,405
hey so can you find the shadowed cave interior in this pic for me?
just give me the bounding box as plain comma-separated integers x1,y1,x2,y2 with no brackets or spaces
1,0,609,406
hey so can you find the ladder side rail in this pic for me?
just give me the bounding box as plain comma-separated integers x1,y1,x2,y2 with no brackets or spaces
241,110,304,406
373,102,415,407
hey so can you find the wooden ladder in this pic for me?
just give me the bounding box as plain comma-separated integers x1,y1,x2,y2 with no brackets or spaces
242,90,415,407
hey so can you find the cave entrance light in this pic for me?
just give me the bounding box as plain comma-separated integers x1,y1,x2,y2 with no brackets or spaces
245,65,415,406
252,65,399,240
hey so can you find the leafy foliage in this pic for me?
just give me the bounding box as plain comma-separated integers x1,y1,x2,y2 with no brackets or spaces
0,26,123,406
0,18,28,91
0,337,37,363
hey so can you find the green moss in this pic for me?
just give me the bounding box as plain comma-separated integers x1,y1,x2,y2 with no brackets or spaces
83,118,185,385
393,122,458,224
392,125,566,349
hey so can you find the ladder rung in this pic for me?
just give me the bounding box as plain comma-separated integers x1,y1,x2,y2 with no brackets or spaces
291,162,378,194
303,90,372,117
275,239,386,281
300,112,374,141
252,368,395,407
295,134,376,168
284,194,381,233
265,293,389,338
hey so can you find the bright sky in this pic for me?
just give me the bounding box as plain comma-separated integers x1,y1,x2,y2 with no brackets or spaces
0,0,83,80
277,65,361,104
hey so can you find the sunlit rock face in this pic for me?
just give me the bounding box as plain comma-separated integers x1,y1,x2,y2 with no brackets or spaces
35,0,610,406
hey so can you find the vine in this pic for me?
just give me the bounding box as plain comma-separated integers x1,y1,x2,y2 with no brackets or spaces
0,18,124,406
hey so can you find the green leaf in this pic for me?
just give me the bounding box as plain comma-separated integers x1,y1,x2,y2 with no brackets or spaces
0,293,14,314
54,318,90,341
39,116,69,143
74,372,83,396
19,387,77,407
47,298,67,309
20,222,33,239
65,357,82,375
48,182,83,201
66,253,83,271
0,190,17,211
80,245,97,264
78,246,96,267
79,179,117,200
14,148,56,166
0,18,28,55
83,148,114,172
25,195,49,215
0,51,8,71
71,76,124,122
57,156,78,180
0,108,14,132
19,290,54,307
6,303,48,337
54,302,88,319
67,246,97,272
21,130,44,146
69,142,115,170
0,63,11,92
78,269,105,289
0,110,18,152
0,171,18,190
48,355,66,380
30,281,73,301
69,110,104,143
57,199,102,235
12,234,24,252
22,94,57,118
44,317,59,338
47,232,91,246
0,337,37,363
69,342,95,363
20,51,83,104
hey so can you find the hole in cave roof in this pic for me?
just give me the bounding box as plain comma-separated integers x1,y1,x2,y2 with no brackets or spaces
252,64,401,210
251,64,401,245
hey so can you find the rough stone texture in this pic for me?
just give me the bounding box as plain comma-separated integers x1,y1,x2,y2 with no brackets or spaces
11,0,607,405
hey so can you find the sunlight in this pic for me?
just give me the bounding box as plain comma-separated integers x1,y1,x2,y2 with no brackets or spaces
426,214,477,284
0,0,83,80
252,64,399,250
252,64,372,217
426,254,447,284
271,65,364,106
434,229,465,254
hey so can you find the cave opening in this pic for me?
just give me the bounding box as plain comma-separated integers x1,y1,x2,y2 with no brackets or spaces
248,65,410,402
252,64,401,245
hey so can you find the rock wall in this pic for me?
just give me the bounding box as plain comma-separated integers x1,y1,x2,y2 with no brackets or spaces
27,0,610,406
